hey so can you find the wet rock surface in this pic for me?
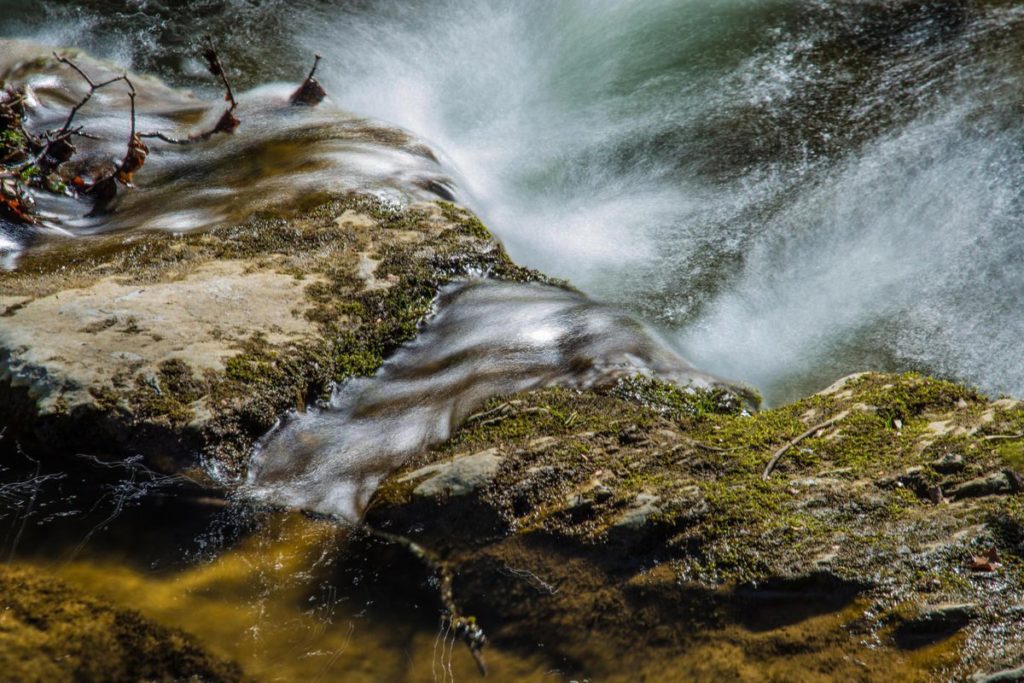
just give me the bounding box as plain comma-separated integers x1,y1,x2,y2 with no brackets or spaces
369,372,1024,680
3,42,1024,683
0,41,548,477
0,194,537,476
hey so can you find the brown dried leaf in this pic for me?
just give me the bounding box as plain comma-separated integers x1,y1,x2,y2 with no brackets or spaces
0,176,37,224
213,109,239,135
969,546,1002,572
115,133,149,186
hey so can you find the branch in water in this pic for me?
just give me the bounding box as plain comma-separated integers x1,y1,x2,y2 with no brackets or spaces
42,53,132,171
115,78,149,187
367,526,488,676
84,76,149,213
139,40,240,144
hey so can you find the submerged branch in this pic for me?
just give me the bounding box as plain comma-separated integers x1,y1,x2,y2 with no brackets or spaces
54,53,130,136
366,526,488,676
140,40,240,144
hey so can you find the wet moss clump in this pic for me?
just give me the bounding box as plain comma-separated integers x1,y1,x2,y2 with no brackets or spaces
437,200,494,240
609,374,749,420
848,371,982,427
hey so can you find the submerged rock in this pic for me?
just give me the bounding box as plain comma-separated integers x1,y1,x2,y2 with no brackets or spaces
0,565,245,682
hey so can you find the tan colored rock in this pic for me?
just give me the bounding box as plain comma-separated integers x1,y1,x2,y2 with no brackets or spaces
401,448,505,499
0,260,321,414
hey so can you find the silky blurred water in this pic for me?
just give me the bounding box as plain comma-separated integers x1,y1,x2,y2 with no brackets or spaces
248,279,751,519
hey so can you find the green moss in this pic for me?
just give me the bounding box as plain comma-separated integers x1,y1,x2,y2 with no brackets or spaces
2,190,570,469
437,200,493,240
609,375,746,419
849,372,983,427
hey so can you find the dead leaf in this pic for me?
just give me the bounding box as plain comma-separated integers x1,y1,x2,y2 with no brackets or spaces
213,109,239,135
115,133,149,186
290,77,326,106
969,546,1001,572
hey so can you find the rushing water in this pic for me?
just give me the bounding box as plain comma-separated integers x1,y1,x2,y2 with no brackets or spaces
248,279,752,520
3,3,1020,680
5,1,1024,405
0,39,455,248
4,1,1024,403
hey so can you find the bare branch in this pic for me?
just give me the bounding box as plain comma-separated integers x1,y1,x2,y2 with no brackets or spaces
137,130,194,145
141,40,241,146
53,53,129,135
368,526,488,676
762,411,849,480
202,38,237,112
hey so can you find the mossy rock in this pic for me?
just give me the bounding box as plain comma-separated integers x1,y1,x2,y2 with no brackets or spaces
0,194,553,475
367,371,1024,680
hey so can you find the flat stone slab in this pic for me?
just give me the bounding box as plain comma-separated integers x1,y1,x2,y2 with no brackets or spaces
402,448,505,499
1,260,322,414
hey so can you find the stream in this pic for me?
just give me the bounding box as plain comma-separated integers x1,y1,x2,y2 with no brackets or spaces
2,1,1024,680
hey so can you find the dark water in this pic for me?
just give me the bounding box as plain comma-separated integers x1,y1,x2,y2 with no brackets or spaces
4,0,1024,404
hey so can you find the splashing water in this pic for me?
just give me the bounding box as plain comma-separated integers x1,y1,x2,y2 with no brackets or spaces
247,279,749,520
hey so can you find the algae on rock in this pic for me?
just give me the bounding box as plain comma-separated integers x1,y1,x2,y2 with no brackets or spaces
0,194,551,475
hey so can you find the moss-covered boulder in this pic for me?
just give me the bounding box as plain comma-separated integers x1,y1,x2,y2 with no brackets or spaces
368,372,1024,680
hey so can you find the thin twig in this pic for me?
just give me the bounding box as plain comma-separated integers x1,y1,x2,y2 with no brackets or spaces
305,54,322,82
762,411,848,481
53,53,128,134
126,77,136,139
499,564,561,595
983,433,1024,442
137,130,193,144
141,40,239,144
202,37,237,112
466,401,513,424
